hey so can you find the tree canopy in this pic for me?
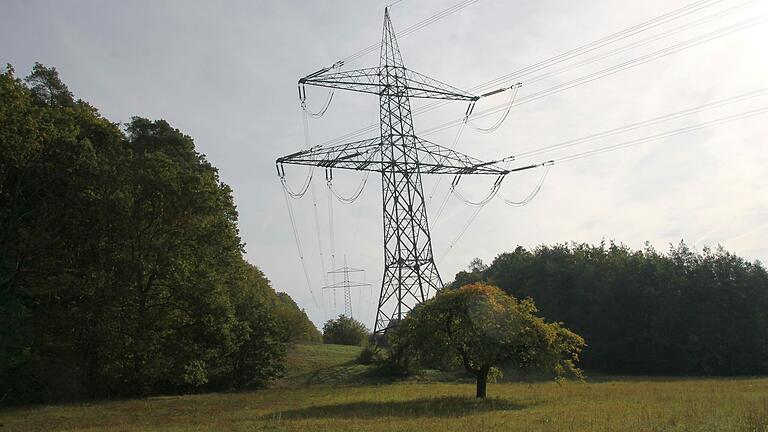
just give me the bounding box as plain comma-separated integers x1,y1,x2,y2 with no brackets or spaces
322,315,369,346
0,64,317,404
394,283,584,398
453,242,768,375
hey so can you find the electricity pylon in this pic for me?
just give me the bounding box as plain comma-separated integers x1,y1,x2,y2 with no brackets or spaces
322,257,370,318
277,8,511,334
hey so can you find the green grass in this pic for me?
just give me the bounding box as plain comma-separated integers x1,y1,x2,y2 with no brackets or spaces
276,343,368,387
2,344,767,432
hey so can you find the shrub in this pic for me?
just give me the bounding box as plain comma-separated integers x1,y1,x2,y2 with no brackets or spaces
322,315,369,346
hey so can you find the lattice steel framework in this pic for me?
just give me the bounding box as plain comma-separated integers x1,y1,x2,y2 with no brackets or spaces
323,258,370,318
277,8,509,333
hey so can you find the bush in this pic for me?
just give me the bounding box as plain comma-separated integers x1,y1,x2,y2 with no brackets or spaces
322,315,368,346
356,345,385,365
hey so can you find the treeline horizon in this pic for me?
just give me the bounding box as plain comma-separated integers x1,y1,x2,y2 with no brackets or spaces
451,241,768,376
0,64,319,405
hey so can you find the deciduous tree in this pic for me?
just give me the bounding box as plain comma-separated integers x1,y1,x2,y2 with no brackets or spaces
394,283,584,398
322,315,368,346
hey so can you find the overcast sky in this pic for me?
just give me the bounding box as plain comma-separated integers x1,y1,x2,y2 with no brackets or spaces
3,0,767,328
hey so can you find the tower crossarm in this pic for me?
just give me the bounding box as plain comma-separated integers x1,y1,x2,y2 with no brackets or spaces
276,138,383,171
415,138,509,175
328,266,365,273
300,67,477,101
403,69,477,101
300,67,382,96
322,281,371,289
276,136,510,175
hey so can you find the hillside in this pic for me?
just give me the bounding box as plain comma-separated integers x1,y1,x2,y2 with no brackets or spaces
276,343,370,387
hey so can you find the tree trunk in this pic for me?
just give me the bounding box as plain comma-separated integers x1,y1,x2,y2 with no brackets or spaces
476,366,490,398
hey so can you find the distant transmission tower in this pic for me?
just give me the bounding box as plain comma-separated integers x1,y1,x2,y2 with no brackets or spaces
322,257,370,318
278,8,528,333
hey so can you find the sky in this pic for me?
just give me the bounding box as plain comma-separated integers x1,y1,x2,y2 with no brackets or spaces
3,0,767,328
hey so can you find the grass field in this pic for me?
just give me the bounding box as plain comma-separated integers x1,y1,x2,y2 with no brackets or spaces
275,343,369,387
2,344,767,432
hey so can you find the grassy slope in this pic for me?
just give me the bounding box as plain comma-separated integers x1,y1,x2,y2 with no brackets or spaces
2,344,767,432
276,343,369,387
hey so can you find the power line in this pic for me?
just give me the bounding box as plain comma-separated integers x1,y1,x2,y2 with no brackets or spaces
342,0,481,64
432,104,768,263
417,0,753,116
420,14,767,136
327,170,370,204
435,162,553,263
318,0,732,147
513,87,768,161
280,3,767,329
280,182,322,309
278,10,509,334
460,0,726,93
432,91,768,262
550,105,768,164
501,164,552,207
511,0,759,90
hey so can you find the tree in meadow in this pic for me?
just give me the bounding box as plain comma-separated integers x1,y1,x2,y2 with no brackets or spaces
394,283,584,398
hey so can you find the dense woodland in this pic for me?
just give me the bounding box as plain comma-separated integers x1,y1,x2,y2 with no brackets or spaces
451,243,768,375
0,64,318,404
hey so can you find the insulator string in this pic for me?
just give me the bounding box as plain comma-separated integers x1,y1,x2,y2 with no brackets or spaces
469,84,521,133
501,163,552,206
327,171,371,204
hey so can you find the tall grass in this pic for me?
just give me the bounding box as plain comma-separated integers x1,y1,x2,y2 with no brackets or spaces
2,377,766,431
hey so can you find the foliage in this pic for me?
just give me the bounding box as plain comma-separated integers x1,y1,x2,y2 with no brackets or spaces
468,257,488,273
393,283,584,398
356,344,386,365
0,64,308,404
459,242,768,375
273,292,322,343
322,315,369,346
234,264,320,344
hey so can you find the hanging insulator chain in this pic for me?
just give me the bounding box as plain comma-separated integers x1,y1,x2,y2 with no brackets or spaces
469,82,523,134
479,82,522,99
450,174,462,189
299,61,344,118
279,163,314,200
464,102,476,120
451,173,507,208
327,170,370,204
501,161,554,207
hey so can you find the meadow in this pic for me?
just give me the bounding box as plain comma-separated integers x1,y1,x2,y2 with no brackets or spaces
2,344,767,432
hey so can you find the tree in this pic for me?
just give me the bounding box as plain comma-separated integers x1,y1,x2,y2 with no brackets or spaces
322,315,369,346
472,241,768,375
25,62,74,107
225,261,286,388
446,257,488,290
1,63,133,401
0,64,300,403
468,257,488,273
272,292,322,343
394,283,584,398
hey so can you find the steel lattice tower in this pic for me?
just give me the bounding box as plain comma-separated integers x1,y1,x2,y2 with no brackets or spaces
277,8,510,333
323,257,370,318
